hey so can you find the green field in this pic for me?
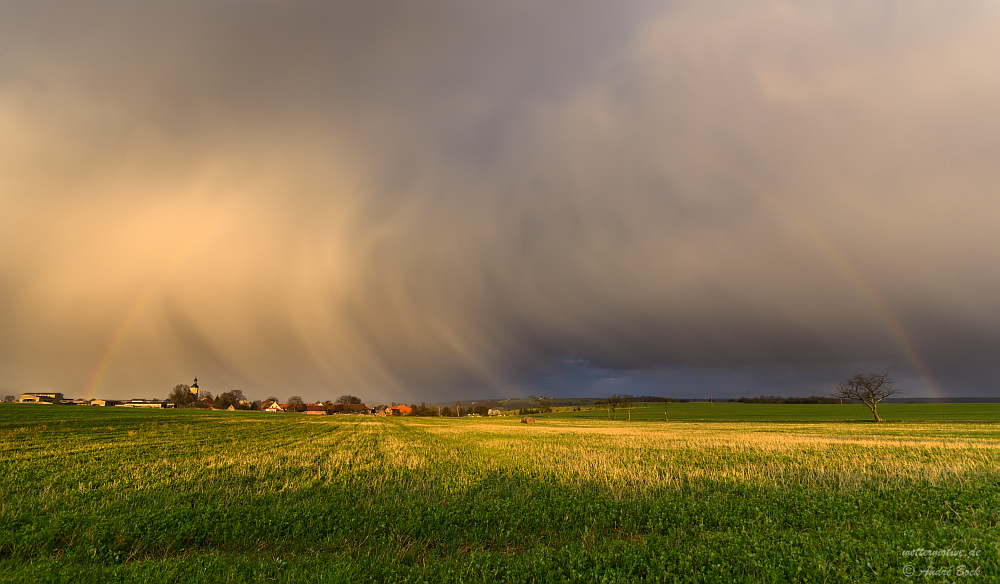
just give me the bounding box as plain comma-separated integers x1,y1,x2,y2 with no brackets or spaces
1,404,997,583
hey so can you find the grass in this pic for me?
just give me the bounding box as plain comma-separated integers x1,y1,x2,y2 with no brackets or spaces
0,404,997,583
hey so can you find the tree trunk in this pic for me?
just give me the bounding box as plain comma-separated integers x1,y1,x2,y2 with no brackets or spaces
869,403,881,422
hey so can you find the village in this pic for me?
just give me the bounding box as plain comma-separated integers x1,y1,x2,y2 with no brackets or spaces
10,380,505,417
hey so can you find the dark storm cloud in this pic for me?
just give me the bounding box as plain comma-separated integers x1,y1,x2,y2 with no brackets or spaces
1,1,999,402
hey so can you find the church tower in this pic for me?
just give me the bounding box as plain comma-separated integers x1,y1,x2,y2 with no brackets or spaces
190,378,199,397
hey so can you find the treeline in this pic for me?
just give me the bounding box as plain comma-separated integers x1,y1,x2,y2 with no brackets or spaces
730,395,841,404
592,395,694,404
590,395,841,405
632,396,689,403
406,403,494,417
596,395,842,405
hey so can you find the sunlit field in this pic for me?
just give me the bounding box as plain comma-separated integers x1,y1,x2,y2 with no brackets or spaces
1,405,997,583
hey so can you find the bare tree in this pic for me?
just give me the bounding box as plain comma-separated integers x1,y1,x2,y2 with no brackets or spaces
168,384,194,407
619,394,633,421
538,397,553,414
607,394,621,420
834,372,900,422
335,395,362,404
287,395,305,413
218,389,248,410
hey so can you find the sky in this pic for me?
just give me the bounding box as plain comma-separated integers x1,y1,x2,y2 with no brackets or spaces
2,1,999,403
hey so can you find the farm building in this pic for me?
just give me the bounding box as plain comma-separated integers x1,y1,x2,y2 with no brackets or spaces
389,405,412,416
89,399,119,406
305,405,327,415
19,392,63,404
119,399,171,408
263,400,284,412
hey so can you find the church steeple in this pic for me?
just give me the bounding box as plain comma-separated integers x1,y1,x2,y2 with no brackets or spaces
190,378,199,396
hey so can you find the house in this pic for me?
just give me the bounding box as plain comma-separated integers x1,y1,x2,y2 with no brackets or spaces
263,400,284,412
305,404,327,415
389,404,412,416
19,392,63,404
201,396,216,408
372,404,390,416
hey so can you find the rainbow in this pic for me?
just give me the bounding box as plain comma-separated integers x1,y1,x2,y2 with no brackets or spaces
759,190,939,398
82,279,165,401
82,203,230,400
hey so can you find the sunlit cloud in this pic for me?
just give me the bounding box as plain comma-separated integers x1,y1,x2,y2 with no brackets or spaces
1,1,998,402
